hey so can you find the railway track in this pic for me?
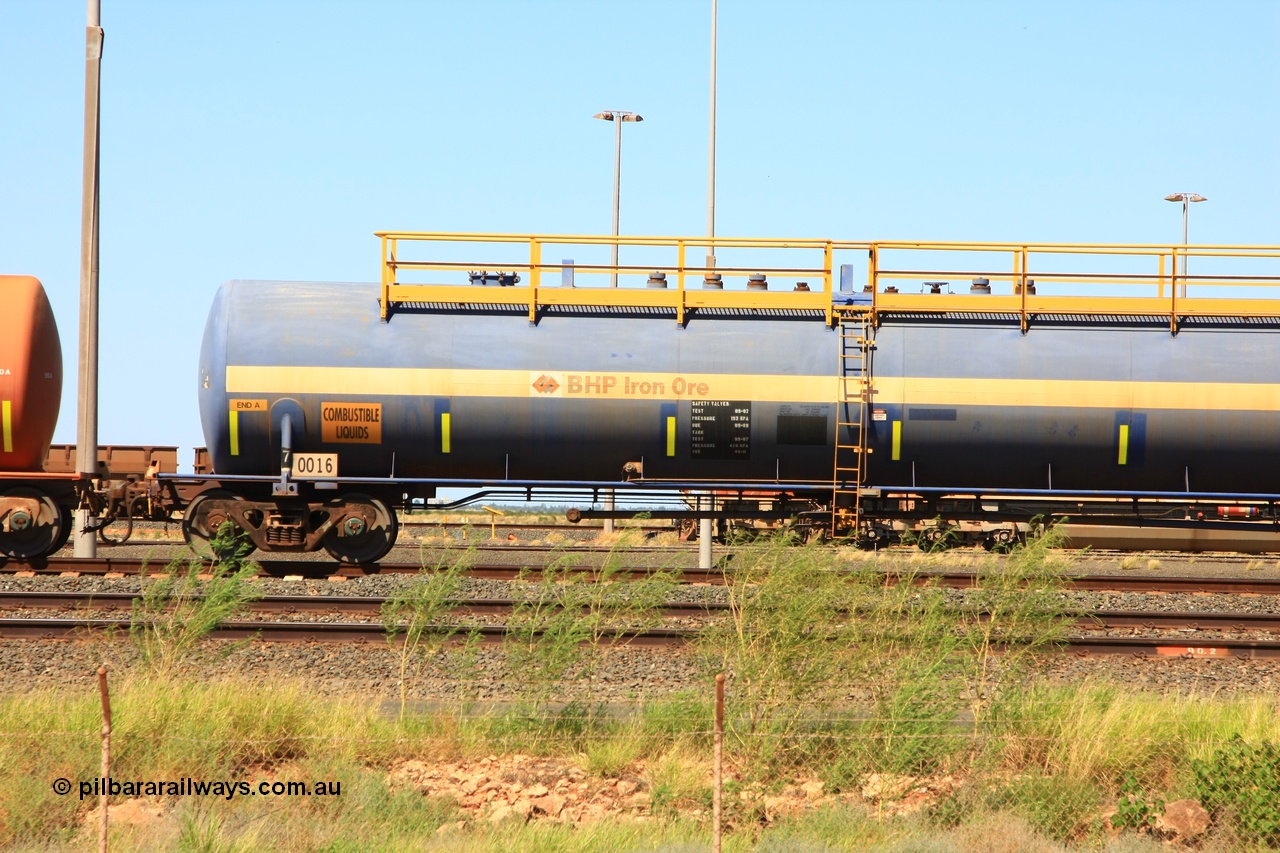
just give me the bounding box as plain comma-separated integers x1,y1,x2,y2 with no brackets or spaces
10,556,1280,596
0,590,723,619
2,616,1277,657
0,618,697,647
2,590,1280,656
4,589,1280,629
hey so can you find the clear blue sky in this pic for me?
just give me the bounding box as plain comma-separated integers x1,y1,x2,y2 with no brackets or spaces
2,1,1277,469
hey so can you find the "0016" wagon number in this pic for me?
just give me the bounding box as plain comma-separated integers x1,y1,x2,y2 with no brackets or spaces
292,453,339,478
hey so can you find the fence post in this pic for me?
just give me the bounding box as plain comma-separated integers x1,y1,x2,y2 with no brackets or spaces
97,666,111,853
713,672,724,853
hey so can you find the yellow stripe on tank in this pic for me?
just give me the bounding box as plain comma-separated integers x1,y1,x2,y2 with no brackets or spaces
226,366,837,403
1,401,11,453
874,377,1280,412
440,413,451,453
1117,424,1129,465
229,410,240,456
666,416,676,456
226,369,1280,412
891,420,902,461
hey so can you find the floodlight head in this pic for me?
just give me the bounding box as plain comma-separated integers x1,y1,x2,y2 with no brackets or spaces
595,110,642,123
1165,192,1208,203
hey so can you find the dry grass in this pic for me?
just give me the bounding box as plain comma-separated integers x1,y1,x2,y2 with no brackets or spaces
5,675,1280,851
588,528,651,549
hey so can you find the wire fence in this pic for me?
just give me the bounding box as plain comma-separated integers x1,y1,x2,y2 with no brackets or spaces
11,670,1280,851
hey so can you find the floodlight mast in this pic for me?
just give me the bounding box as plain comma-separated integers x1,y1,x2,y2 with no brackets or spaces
592,110,642,288
1164,192,1207,298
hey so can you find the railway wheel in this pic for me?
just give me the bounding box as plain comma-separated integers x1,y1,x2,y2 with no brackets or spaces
983,528,1017,553
183,490,256,560
0,488,66,560
854,524,888,550
804,524,828,545
322,494,398,563
50,505,73,554
917,526,949,552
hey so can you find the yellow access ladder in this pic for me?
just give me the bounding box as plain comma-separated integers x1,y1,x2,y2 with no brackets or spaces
831,309,871,535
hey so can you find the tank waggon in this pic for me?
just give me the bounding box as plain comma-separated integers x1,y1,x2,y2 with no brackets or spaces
191,279,842,560
864,318,1280,494
175,235,1280,559
0,276,63,471
855,316,1280,547
0,275,71,558
0,276,181,560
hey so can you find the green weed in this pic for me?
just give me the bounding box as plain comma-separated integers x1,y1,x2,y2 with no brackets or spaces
1193,736,1280,846
129,523,262,676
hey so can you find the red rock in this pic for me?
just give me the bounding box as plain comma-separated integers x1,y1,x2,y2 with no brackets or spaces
530,793,566,817
1157,799,1210,840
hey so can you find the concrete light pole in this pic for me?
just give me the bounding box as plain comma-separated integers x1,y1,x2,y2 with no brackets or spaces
1164,192,1207,298
75,0,105,557
702,0,718,566
592,110,643,288
706,0,717,273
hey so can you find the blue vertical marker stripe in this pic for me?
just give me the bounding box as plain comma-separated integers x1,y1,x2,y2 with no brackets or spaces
1113,411,1147,466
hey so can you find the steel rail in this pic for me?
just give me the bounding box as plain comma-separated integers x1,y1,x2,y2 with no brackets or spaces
4,616,1280,656
11,557,1280,595
5,591,1280,633
917,572,1280,595
0,591,726,618
0,618,696,647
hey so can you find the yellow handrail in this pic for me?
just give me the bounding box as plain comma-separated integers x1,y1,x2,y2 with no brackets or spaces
375,232,848,324
374,232,1280,331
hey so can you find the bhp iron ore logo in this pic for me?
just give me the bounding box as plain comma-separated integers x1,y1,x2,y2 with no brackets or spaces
532,374,561,394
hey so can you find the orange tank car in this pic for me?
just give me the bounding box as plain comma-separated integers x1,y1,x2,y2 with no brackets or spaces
0,275,62,471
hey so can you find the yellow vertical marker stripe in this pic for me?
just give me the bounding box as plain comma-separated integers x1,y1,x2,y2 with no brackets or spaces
229,410,240,456
1117,423,1129,465
1,401,11,453
891,420,902,461
441,413,451,453
666,416,676,456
